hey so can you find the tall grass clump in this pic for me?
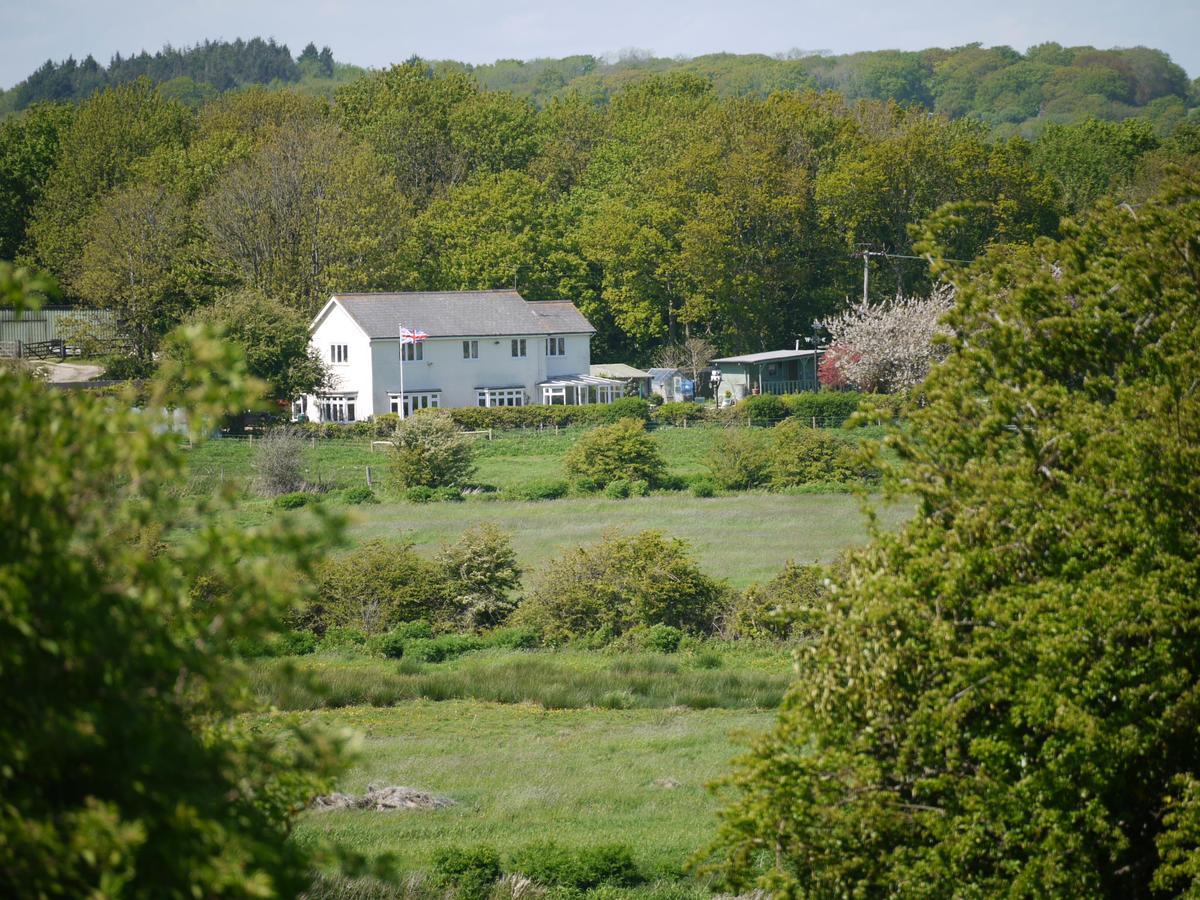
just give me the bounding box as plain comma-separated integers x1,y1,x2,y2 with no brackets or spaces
252,426,306,495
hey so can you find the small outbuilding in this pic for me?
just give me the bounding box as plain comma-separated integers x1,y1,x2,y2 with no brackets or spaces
712,349,822,401
647,368,695,403
589,363,652,398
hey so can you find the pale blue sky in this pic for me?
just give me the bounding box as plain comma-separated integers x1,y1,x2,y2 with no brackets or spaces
4,0,1197,89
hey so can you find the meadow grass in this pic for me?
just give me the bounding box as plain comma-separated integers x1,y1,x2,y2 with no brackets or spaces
248,646,793,712
281,700,772,878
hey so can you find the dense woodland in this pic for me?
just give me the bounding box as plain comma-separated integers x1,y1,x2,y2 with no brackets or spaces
1,40,1198,368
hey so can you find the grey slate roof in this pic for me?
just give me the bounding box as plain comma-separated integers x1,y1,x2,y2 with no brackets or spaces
328,290,594,339
713,349,821,365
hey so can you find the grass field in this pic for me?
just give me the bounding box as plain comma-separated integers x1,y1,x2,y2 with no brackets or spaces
281,700,772,879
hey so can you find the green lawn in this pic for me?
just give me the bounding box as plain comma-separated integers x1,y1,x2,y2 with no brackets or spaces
341,492,907,589
283,700,771,878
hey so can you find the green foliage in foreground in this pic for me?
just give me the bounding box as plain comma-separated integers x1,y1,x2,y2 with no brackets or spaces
0,267,345,896
706,177,1200,895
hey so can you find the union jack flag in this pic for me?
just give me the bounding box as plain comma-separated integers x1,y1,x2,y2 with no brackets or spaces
399,327,428,344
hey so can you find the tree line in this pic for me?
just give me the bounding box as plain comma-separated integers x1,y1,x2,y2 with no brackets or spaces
1,61,1198,373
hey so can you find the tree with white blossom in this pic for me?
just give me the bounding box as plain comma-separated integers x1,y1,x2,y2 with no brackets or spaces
818,284,955,392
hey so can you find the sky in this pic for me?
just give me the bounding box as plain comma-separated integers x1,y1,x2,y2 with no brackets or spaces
3,0,1198,89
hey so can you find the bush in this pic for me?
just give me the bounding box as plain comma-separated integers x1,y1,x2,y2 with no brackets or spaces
341,485,378,505
389,412,476,489
780,391,865,425
367,631,407,659
273,491,316,510
652,401,708,425
604,478,631,499
487,626,541,650
404,634,485,663
392,619,434,641
640,624,684,653
502,479,568,501
510,842,641,890
253,427,307,496
769,419,865,487
436,524,523,630
690,479,716,498
724,562,829,640
314,540,445,635
736,395,788,424
273,630,318,656
514,530,727,643
404,485,436,503
595,397,650,423
628,479,649,497
704,428,771,491
564,419,666,490
318,626,368,651
432,846,502,900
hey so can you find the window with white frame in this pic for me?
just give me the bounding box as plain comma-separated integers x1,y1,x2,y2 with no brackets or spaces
317,393,356,422
476,388,526,407
330,344,349,364
546,336,566,356
462,340,479,359
542,386,567,405
511,338,527,358
388,392,440,416
401,342,423,361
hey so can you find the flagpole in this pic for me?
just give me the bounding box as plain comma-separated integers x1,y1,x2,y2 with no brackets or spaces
399,321,405,420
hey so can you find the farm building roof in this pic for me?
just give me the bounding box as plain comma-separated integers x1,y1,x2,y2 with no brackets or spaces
321,290,594,339
589,363,651,379
713,349,822,365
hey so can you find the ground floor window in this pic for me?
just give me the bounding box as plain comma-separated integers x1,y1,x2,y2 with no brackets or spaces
388,392,441,416
477,388,526,407
318,393,356,422
542,386,567,405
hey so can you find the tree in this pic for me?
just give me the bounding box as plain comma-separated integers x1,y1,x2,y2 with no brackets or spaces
706,176,1200,896
188,288,329,402
0,102,75,260
0,264,345,895
26,79,193,292
75,181,193,363
436,524,523,630
315,540,444,634
1033,118,1160,213
201,121,412,313
818,285,956,392
653,336,717,385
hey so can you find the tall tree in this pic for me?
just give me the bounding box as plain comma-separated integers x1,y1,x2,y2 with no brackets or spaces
0,103,75,261
706,176,1200,896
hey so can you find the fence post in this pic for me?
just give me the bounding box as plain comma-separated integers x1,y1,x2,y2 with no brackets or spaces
366,465,373,487
812,416,817,429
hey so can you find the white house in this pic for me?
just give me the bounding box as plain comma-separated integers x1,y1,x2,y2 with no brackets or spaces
300,290,623,422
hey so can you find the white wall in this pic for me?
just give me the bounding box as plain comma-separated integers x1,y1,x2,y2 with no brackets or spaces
306,304,374,418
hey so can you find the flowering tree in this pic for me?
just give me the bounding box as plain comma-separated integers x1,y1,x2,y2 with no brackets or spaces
819,285,955,391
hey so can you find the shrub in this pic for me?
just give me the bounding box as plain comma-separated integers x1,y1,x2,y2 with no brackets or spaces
318,626,367,651
341,485,378,505
704,428,771,491
514,530,727,643
652,401,708,425
432,846,502,900
595,397,651,423
436,524,523,630
431,486,463,502
252,426,307,496
314,540,445,635
487,626,541,650
404,485,436,503
273,491,315,510
780,391,865,425
389,412,476,488
502,479,568,501
604,478,631,499
628,479,649,497
510,842,641,890
641,624,684,653
769,419,863,487
392,619,434,641
404,634,485,663
736,395,788,424
367,631,407,659
724,562,829,640
690,479,716,498
273,630,318,656
564,419,666,489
